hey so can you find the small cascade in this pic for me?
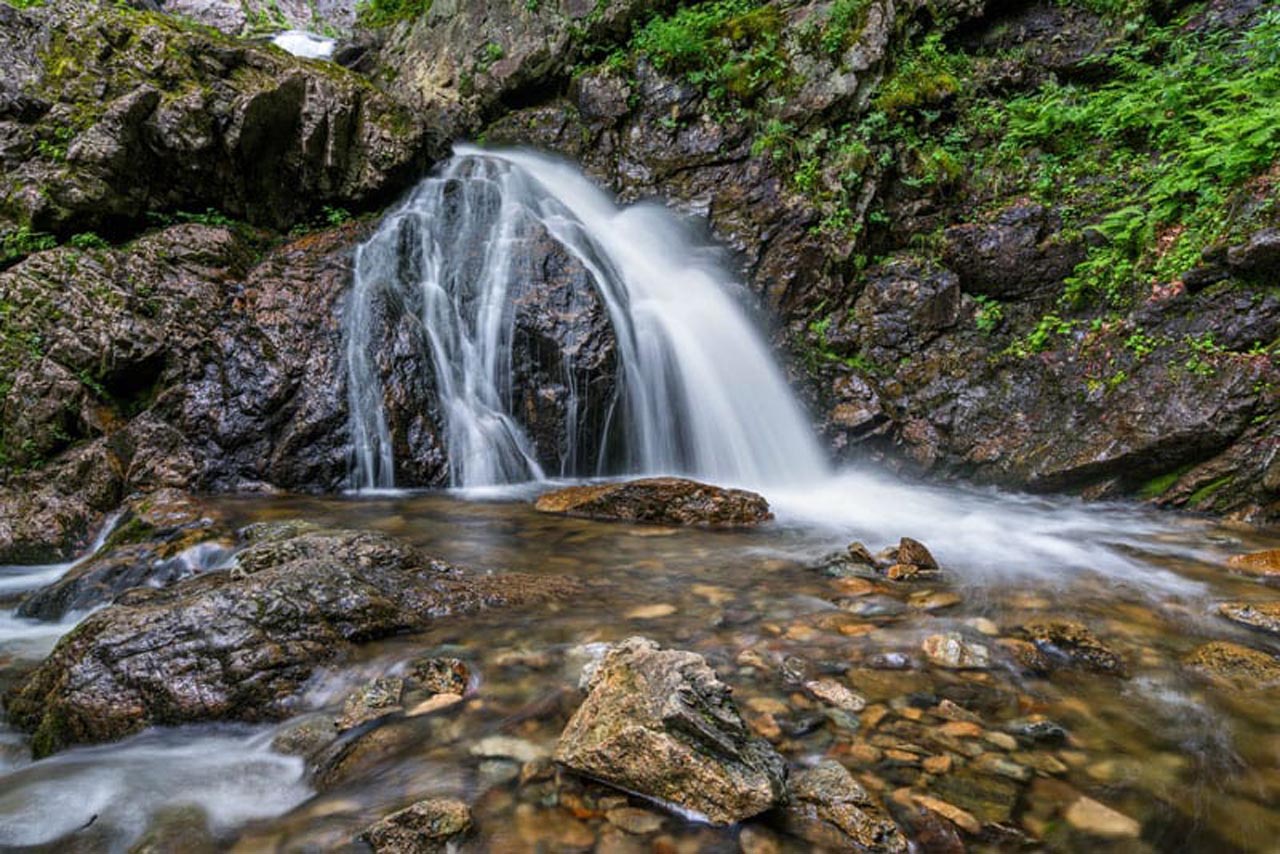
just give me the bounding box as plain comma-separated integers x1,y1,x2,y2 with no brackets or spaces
345,146,828,490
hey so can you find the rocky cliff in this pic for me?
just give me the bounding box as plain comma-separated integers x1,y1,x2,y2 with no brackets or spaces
1,0,1276,562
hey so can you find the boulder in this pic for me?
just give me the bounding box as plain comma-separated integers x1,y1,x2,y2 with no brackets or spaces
780,760,908,853
360,798,473,854
1182,641,1280,687
1226,550,1280,578
1218,602,1280,636
1226,228,1280,276
4,526,579,756
534,477,773,528
554,637,786,824
1013,620,1126,676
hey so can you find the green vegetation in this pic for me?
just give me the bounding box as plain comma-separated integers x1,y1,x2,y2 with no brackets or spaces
1,0,45,8
1,226,57,266
68,232,110,250
355,0,431,28
972,295,1003,335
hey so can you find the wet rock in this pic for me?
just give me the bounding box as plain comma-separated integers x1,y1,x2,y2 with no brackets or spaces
360,797,473,853
605,806,665,835
897,538,939,570
922,633,991,670
781,760,908,852
1063,796,1141,839
998,638,1054,674
271,712,340,758
5,526,579,756
1226,549,1280,577
942,202,1086,298
1182,641,1280,687
805,679,867,713
928,768,1022,825
1005,718,1069,746
17,490,230,620
554,637,786,824
409,657,470,695
1226,228,1280,276
1013,620,1126,676
535,477,773,528
128,804,216,854
336,677,405,732
1218,602,1280,636
471,736,549,764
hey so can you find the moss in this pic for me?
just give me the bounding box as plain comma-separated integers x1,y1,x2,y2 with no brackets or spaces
1189,475,1234,507
1137,464,1192,499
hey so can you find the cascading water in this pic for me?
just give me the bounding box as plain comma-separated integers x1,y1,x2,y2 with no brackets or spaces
345,146,828,491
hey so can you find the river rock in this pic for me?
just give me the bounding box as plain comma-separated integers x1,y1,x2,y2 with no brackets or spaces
1013,620,1126,675
336,677,405,732
1182,641,1280,687
780,760,908,852
1063,796,1141,839
1218,602,1280,636
534,478,773,528
360,797,473,853
554,636,786,824
4,526,579,756
1226,550,1280,577
16,490,231,620
922,633,991,669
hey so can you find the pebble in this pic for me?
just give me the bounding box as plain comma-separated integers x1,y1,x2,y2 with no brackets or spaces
804,679,867,712
690,584,733,605
626,604,677,619
922,633,991,670
406,692,463,717
470,736,549,764
973,753,1031,781
938,721,983,738
923,754,953,774
738,825,782,854
965,617,1000,636
912,793,982,834
605,807,665,835
908,590,962,611
1063,796,1141,838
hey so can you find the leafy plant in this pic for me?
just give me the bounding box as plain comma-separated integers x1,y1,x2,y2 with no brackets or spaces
68,232,110,250
1,225,57,265
972,295,1004,335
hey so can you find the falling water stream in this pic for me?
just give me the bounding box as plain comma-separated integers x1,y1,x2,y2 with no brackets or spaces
1,148,1278,852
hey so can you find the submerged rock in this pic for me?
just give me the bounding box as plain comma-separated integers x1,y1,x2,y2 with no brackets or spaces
336,677,405,732
1218,602,1280,636
780,760,908,852
922,633,991,670
5,526,578,756
1063,796,1141,839
535,477,773,528
1183,641,1280,687
1013,620,1126,676
1226,550,1280,578
554,636,786,824
360,798,473,853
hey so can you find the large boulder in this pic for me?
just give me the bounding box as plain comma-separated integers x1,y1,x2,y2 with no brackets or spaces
554,636,787,824
534,477,773,528
4,525,579,756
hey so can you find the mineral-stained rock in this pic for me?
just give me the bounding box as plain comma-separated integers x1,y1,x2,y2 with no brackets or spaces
17,490,231,620
534,477,773,528
1218,602,1280,636
1014,620,1126,676
360,798,473,854
4,526,579,757
554,637,786,824
1182,641,1280,687
780,760,908,852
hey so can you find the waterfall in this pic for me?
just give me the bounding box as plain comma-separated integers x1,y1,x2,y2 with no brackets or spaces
345,146,828,491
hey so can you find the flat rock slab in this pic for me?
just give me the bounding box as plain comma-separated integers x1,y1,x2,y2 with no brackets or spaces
534,477,772,528
5,525,578,757
554,636,786,824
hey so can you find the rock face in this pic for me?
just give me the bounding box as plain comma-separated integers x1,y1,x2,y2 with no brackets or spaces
534,478,773,528
0,1,429,236
0,222,361,563
4,525,579,756
554,637,787,824
942,203,1086,299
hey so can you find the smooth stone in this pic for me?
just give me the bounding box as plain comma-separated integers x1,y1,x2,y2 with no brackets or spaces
1063,796,1141,839
1218,601,1280,636
922,633,991,670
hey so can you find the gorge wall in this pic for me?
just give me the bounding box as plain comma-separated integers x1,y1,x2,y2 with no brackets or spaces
0,0,1276,561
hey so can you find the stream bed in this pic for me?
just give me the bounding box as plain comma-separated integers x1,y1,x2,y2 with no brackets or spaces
2,473,1278,852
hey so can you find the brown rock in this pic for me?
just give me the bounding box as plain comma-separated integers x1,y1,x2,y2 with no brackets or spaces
1218,602,1280,636
897,537,939,570
1014,620,1126,676
1226,550,1280,577
781,760,909,852
1183,641,1280,686
534,477,772,528
360,798,473,853
554,637,786,824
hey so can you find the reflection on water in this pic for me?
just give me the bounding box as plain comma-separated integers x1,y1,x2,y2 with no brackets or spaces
0,475,1278,851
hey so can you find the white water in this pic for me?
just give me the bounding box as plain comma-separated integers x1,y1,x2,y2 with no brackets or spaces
0,726,309,851
270,30,336,59
346,146,827,491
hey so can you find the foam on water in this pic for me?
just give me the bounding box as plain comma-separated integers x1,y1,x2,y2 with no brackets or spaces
270,30,336,59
